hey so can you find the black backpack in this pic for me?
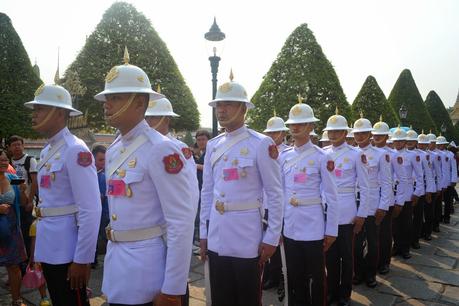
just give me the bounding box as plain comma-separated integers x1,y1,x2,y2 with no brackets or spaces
22,155,39,201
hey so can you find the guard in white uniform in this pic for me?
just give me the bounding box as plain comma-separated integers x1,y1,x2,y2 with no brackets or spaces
371,117,395,275
96,49,196,306
280,98,338,306
199,75,283,306
352,115,392,288
319,130,331,148
24,83,101,306
144,89,199,305
417,132,438,240
261,113,289,291
391,128,424,259
323,109,369,306
427,132,443,233
436,135,457,224
406,129,434,249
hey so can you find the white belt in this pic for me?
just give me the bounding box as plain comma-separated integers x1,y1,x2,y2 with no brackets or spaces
215,200,261,215
35,205,78,218
337,187,355,194
289,197,322,207
106,225,165,242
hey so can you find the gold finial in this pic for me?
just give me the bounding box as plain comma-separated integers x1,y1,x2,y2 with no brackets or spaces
273,108,277,117
429,129,432,134
229,69,234,81
410,125,413,129
335,106,339,115
422,129,424,134
439,132,442,137
123,46,130,65
359,110,364,118
297,94,304,104
379,114,383,122
397,124,400,128
156,84,161,94
54,47,60,84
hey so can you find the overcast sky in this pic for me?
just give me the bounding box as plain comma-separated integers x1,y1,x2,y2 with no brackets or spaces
2,0,459,128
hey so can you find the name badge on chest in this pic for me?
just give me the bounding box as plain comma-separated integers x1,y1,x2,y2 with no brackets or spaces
294,172,307,183
334,168,343,177
223,168,239,181
108,179,126,196
40,175,51,188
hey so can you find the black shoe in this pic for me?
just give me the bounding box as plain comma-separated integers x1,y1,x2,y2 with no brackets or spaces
424,235,432,241
433,226,440,233
444,218,450,224
411,242,420,249
402,252,412,259
338,298,351,306
352,276,363,285
391,249,400,257
366,277,377,288
379,265,390,275
262,279,279,290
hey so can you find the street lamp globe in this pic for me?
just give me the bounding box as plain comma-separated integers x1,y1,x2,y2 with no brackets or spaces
441,123,447,133
399,104,408,120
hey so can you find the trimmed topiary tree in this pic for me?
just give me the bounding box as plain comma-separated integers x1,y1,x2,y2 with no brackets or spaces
425,90,457,140
249,23,350,131
0,13,42,140
388,69,436,131
66,2,199,131
352,76,398,127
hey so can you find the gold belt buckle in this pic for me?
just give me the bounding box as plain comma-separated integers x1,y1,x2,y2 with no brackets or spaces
289,197,299,207
215,200,225,215
105,226,114,241
34,206,42,218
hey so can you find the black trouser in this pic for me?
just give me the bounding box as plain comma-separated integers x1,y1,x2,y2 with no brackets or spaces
423,193,436,237
393,202,413,254
42,263,89,306
208,250,261,306
284,237,325,306
110,304,152,306
378,206,393,269
262,245,282,286
354,216,379,281
444,186,454,221
326,224,353,301
412,196,425,244
433,191,443,229
20,206,33,257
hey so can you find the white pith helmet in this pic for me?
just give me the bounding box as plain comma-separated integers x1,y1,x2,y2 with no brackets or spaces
263,110,289,132
352,112,373,133
391,126,407,141
323,106,350,131
417,131,430,144
406,128,419,141
94,47,163,102
208,70,254,109
436,135,449,145
25,83,82,116
145,85,179,117
284,94,319,125
372,115,390,135
320,130,330,142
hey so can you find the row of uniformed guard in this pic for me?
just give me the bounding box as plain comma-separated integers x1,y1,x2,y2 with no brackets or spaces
21,47,457,306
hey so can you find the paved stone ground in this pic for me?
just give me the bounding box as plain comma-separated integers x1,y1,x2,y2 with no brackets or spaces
1,212,458,305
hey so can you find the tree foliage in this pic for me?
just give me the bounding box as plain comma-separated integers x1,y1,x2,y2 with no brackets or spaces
0,13,41,140
388,69,436,131
352,76,398,127
249,23,350,131
66,2,199,131
425,90,457,140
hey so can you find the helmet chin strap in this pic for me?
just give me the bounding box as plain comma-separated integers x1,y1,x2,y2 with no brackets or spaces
106,93,137,123
290,125,310,138
218,103,245,127
32,107,56,130
152,116,166,130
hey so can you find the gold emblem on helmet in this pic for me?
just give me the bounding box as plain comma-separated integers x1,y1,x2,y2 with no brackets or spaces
105,67,119,83
355,120,363,127
267,118,276,127
219,82,232,93
291,105,302,116
137,76,144,83
330,115,338,124
34,84,45,96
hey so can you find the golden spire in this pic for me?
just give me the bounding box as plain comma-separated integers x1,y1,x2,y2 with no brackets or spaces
430,129,432,134
422,129,425,134
335,106,339,115
297,94,304,104
410,125,413,129
229,69,234,81
359,110,364,118
273,108,277,117
123,46,130,65
54,47,60,84
156,84,161,94
379,114,383,122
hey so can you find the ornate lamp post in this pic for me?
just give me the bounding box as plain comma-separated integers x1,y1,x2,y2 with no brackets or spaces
399,103,408,127
441,122,447,134
205,18,225,137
